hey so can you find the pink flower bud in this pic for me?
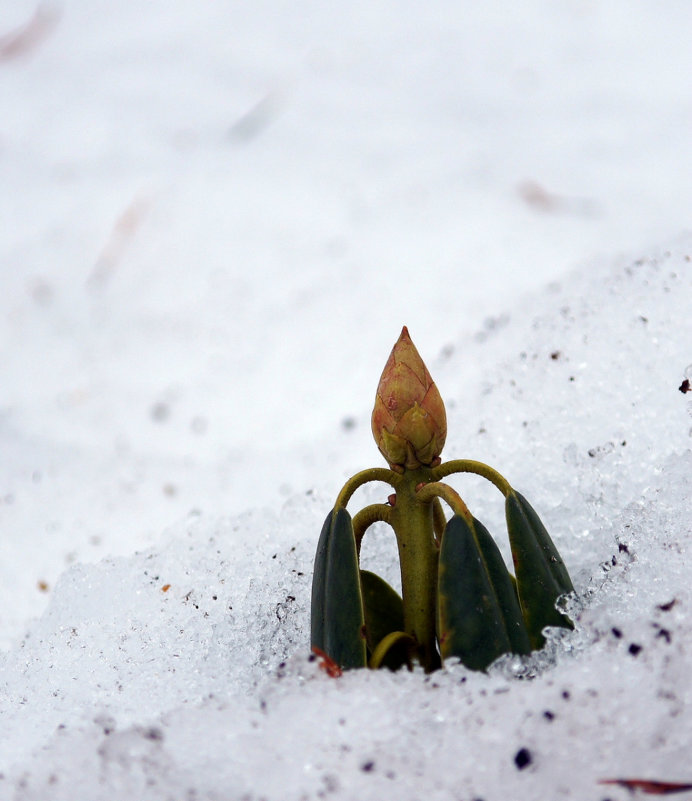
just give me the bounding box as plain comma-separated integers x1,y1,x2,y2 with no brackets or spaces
371,327,447,470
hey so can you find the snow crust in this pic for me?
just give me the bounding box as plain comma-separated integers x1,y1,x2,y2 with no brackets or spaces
1,244,691,800
2,2,692,799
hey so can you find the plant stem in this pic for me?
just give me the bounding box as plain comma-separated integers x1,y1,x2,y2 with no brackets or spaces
432,459,512,497
432,498,446,546
389,467,441,672
335,468,401,510
416,481,473,524
352,504,392,557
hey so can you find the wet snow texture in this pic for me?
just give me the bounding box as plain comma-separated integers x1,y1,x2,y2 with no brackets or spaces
2,1,692,799
2,246,691,801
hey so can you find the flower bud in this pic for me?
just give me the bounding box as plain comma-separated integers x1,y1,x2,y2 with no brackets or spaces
371,326,447,470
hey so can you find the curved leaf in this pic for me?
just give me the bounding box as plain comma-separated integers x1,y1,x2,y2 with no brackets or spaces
360,570,404,651
472,517,531,656
437,515,520,671
360,570,408,670
311,508,367,669
505,491,574,648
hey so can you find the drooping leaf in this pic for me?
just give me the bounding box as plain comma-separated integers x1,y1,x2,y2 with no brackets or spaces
360,570,408,670
505,491,574,648
311,508,367,669
472,517,531,656
437,514,523,671
360,570,404,651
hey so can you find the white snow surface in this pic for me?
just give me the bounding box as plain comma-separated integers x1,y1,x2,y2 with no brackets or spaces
1,2,692,799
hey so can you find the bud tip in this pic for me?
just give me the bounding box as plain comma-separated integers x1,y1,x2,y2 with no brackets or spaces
371,327,447,470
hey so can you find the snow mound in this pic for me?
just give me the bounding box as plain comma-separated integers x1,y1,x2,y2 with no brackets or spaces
1,242,691,800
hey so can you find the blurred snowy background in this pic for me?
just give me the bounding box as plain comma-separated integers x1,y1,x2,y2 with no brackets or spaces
1,2,691,799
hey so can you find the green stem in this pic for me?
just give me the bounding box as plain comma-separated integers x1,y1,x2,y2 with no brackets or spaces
369,631,415,670
352,504,392,557
389,467,441,673
432,498,446,546
416,481,473,525
432,459,512,497
335,468,402,510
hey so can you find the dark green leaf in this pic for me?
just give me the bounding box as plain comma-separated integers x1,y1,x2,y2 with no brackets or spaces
360,570,404,650
472,517,531,656
311,508,367,669
360,570,408,670
437,515,519,671
505,491,574,648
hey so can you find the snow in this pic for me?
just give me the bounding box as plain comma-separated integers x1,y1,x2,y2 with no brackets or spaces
1,2,692,799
